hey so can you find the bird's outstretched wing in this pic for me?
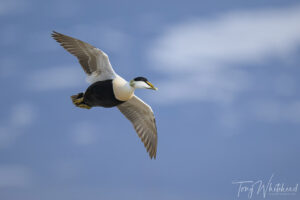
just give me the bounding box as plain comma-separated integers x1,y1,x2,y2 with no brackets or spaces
117,96,157,159
51,31,117,82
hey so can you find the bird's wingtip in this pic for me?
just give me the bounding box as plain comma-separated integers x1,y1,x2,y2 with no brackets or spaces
51,31,61,37
150,152,156,160
51,30,57,37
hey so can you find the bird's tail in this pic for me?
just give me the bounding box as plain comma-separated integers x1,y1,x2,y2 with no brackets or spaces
71,93,91,109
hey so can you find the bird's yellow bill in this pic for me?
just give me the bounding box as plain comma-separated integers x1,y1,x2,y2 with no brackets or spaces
146,81,158,90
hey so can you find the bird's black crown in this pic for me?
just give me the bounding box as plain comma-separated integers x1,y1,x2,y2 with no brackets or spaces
134,77,148,82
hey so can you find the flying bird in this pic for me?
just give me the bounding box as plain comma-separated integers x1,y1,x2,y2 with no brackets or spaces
51,31,158,159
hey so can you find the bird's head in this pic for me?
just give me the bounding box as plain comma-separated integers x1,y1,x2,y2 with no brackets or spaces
130,77,158,90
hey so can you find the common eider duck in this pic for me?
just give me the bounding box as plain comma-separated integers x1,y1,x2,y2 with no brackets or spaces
51,31,158,159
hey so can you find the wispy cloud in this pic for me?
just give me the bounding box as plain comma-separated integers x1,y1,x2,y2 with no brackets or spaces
10,103,36,127
148,5,300,104
147,5,300,129
70,121,99,146
27,65,85,91
0,103,37,148
149,5,300,72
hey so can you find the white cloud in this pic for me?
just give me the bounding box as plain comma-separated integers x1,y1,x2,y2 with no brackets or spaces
10,103,36,127
148,5,300,104
151,68,250,104
0,165,32,187
27,66,85,91
71,121,98,146
150,6,300,72
0,103,37,148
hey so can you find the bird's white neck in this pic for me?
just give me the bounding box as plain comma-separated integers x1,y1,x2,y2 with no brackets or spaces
112,76,134,101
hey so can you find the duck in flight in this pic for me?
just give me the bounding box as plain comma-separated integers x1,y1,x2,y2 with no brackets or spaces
51,31,158,159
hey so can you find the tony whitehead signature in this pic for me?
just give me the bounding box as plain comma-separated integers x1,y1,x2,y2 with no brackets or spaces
232,174,298,199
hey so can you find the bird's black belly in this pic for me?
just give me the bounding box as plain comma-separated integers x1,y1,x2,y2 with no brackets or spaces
83,80,125,108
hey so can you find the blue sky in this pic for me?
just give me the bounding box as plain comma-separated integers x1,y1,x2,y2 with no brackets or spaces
0,0,300,199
